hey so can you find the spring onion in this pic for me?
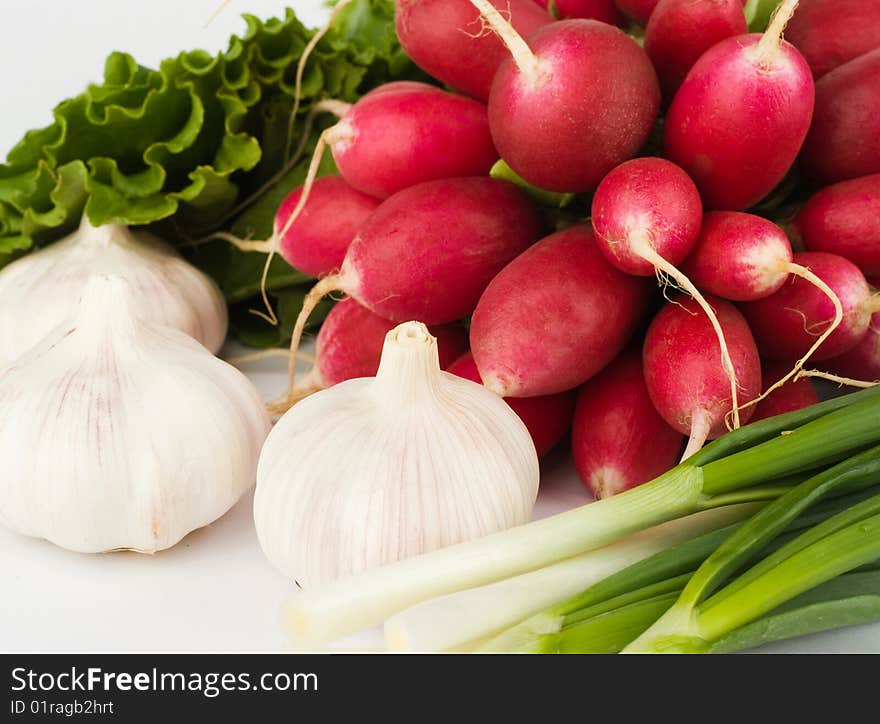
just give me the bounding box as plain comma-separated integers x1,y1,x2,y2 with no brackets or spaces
282,387,880,644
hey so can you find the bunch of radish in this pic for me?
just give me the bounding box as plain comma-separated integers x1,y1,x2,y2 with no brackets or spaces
227,0,880,496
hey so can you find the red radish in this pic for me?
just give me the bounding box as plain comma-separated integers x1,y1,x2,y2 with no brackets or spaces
447,351,576,457
751,360,819,422
800,49,880,184
272,177,543,412
823,311,880,382
614,0,661,24
663,0,815,210
471,3,660,192
644,0,748,100
786,0,880,78
213,82,496,250
470,224,652,397
643,295,761,458
591,157,747,426
682,211,844,416
572,348,683,498
535,0,621,23
292,299,468,399
682,212,794,302
395,0,551,102
270,176,380,278
793,174,880,277
742,252,876,362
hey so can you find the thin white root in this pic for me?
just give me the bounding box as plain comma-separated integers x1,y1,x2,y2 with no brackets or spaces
282,0,356,161
180,230,274,253
681,410,712,462
204,0,233,28
275,129,331,245
268,274,343,415
248,249,279,326
635,239,742,430
736,263,844,416
466,0,541,80
756,0,800,59
796,369,880,389
224,348,316,367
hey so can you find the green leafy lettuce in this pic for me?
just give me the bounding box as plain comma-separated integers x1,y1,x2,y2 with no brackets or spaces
0,0,423,345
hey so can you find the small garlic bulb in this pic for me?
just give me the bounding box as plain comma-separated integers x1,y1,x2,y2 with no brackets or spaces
0,275,270,553
254,321,540,587
0,216,227,365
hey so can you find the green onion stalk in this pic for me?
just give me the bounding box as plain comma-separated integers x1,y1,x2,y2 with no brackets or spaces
480,490,880,653
282,388,880,645
626,447,880,653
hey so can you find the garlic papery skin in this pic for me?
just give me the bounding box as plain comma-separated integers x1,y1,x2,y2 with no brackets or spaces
0,215,227,366
253,321,540,587
0,274,270,554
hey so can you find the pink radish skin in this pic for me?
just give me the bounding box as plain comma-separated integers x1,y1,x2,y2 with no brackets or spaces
591,157,702,275
572,349,683,499
274,177,543,412
484,17,660,192
591,157,749,427
682,212,794,302
794,175,880,277
742,252,874,361
470,224,652,397
800,49,880,185
448,351,576,457
298,299,468,394
274,176,379,278
751,360,819,422
786,0,880,78
614,0,660,24
535,0,622,23
394,0,551,102
822,311,880,381
643,295,761,456
644,0,748,100
663,7,815,210
326,82,498,199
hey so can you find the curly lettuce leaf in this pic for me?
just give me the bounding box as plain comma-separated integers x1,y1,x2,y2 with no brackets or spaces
0,2,415,290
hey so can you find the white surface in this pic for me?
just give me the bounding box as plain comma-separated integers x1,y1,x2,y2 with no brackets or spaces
1,0,879,654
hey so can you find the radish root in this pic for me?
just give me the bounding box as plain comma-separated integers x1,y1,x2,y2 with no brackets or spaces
632,235,742,431
268,274,345,415
282,0,355,161
467,0,542,80
796,369,879,388
736,263,844,417
225,347,316,367
682,409,712,461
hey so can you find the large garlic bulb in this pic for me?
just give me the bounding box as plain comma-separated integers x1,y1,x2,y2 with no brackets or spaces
0,275,270,553
0,216,227,365
254,321,540,587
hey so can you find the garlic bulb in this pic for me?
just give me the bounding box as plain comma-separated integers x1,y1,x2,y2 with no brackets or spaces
0,275,270,553
0,216,227,365
254,321,540,587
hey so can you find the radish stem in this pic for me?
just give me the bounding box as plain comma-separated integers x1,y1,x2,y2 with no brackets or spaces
466,0,542,81
756,0,800,61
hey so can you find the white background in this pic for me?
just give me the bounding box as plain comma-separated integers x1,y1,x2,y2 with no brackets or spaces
1,0,878,653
